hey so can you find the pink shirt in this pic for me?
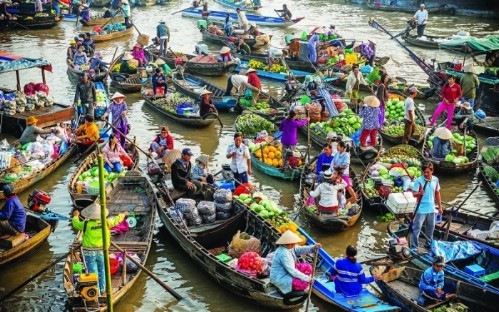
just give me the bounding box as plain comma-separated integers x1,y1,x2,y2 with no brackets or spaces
103,143,127,163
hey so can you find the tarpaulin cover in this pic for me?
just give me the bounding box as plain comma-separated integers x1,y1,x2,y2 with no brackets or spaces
431,239,483,262
440,35,499,54
0,51,52,74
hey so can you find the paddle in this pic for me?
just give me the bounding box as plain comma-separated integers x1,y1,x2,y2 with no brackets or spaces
441,201,499,221
99,9,122,29
172,6,193,15
103,47,119,85
305,248,319,312
110,241,182,300
442,182,482,240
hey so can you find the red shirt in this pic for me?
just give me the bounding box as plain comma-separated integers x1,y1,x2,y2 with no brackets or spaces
441,83,462,103
247,73,261,90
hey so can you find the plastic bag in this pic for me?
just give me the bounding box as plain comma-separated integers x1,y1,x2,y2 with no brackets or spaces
215,201,232,212
213,189,232,204
197,201,216,215
201,213,216,223
228,230,261,258
292,262,313,291
216,211,232,220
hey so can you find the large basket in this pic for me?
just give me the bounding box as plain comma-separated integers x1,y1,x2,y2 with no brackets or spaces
137,34,150,46
163,149,181,173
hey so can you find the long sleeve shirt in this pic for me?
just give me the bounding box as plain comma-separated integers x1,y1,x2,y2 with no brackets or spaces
76,122,100,142
199,97,217,116
19,125,52,145
455,108,475,124
0,195,26,233
156,23,170,38
441,83,462,104
331,258,374,297
73,51,88,66
270,245,315,294
89,58,109,70
192,163,207,181
310,180,347,208
247,72,261,90
74,81,96,104
460,73,480,99
346,71,368,94
120,3,130,17
230,75,250,95
279,118,308,146
106,102,128,128
102,142,127,164
151,134,174,151
131,49,147,64
315,153,334,174
419,267,444,293
171,158,192,190
359,106,381,130
431,137,452,159
72,214,126,249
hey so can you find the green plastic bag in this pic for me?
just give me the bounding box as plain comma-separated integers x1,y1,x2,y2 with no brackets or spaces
300,31,308,40
240,98,252,108
344,48,353,54
300,95,311,105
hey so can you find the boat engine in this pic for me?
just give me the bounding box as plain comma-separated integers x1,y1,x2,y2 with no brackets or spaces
387,237,411,260
28,189,51,213
76,273,99,301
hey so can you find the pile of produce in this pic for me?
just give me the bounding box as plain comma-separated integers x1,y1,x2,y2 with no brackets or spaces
481,146,499,165
76,167,128,194
483,165,499,195
237,252,263,273
111,64,121,73
247,59,287,73
235,114,275,137
151,93,195,113
309,109,362,137
427,132,476,163
381,124,425,139
253,143,303,168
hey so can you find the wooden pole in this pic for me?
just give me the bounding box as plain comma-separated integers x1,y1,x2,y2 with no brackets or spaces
41,68,46,84
122,249,127,287
98,154,113,311
16,70,21,91
305,248,319,312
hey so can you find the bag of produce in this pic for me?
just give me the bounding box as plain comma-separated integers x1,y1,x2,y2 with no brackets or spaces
201,213,216,223
215,201,232,212
228,230,261,258
216,211,231,220
213,188,232,204
292,262,313,291
175,198,196,215
197,201,216,215
237,251,264,275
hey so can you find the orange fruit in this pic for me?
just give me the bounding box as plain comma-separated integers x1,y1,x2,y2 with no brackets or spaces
272,159,279,167
268,151,275,159
278,159,283,167
263,147,269,155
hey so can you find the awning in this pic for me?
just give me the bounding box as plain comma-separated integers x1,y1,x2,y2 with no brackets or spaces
0,51,53,74
439,35,499,55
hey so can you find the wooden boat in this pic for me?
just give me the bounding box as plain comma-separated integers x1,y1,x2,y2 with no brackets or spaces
155,194,308,309
63,171,157,311
250,153,301,181
0,14,63,31
213,0,261,13
155,51,195,68
366,3,452,14
91,25,134,43
402,34,451,49
200,29,270,50
185,59,237,77
474,117,499,136
234,61,310,82
379,102,426,146
90,0,112,8
0,213,53,267
233,52,315,72
109,53,148,93
422,128,479,173
66,59,108,82
235,93,287,125
172,73,238,111
181,9,304,27
373,266,495,312
478,137,499,203
80,14,124,26
68,138,140,209
142,89,219,128
0,142,76,200
388,222,499,296
299,157,362,231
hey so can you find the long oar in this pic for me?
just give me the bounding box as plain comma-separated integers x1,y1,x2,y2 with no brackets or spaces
305,248,319,312
99,9,121,29
172,6,193,15
441,201,499,221
103,47,119,84
110,241,182,300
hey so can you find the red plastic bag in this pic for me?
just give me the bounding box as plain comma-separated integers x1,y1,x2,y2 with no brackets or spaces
292,262,313,291
120,154,133,167
34,83,49,95
23,82,36,95
233,183,254,196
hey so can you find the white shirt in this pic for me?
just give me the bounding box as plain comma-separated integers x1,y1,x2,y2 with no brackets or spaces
404,97,414,122
238,11,248,27
230,75,250,95
227,143,250,173
414,9,428,25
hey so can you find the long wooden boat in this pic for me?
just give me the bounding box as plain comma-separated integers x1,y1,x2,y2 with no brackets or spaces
233,52,315,72
155,193,308,309
299,157,362,231
109,54,147,93
402,34,451,50
474,117,499,136
155,51,195,68
0,213,52,267
200,29,270,50
63,171,158,311
422,128,479,173
80,14,124,26
0,14,63,31
90,0,112,8
366,3,450,14
172,73,237,111
478,137,499,203
185,59,237,77
0,142,76,200
379,102,427,146
234,61,310,82
373,266,495,312
181,9,304,27
66,59,108,82
388,223,499,296
213,0,261,13
250,153,301,181
235,93,287,125
142,90,218,128
91,25,134,43
68,138,140,209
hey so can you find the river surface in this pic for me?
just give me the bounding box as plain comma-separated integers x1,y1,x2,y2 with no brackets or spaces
0,1,498,311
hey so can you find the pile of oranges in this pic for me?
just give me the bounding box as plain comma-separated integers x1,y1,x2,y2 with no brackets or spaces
253,144,284,168
277,222,307,246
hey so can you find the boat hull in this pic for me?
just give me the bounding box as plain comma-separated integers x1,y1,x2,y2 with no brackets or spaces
181,9,303,27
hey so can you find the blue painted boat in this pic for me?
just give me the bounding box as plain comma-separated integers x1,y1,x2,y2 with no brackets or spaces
172,73,237,111
213,0,261,13
298,228,400,311
181,9,304,27
234,61,311,82
62,13,78,22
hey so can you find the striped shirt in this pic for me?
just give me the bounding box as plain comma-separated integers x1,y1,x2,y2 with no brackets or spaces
331,258,374,296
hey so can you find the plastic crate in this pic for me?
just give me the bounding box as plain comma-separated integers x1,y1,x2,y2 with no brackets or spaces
214,180,236,190
464,264,485,277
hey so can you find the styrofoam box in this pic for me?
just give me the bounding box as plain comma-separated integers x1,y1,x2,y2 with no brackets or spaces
386,192,417,214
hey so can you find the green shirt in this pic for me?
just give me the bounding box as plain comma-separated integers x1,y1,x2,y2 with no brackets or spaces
119,60,137,74
72,214,125,249
460,73,480,99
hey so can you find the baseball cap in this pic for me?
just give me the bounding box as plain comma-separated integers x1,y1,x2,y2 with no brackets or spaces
409,86,419,93
182,148,193,156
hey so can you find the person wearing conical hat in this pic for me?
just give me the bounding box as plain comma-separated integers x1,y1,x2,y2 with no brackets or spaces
199,89,218,117
460,64,479,108
119,52,137,75
192,154,214,184
431,127,452,159
19,116,55,145
153,57,172,76
219,46,233,63
101,92,129,147
270,230,321,295
358,96,381,147
455,101,475,134
72,203,129,295
131,43,147,67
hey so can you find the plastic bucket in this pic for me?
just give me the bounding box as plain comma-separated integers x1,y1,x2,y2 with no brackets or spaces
453,62,463,71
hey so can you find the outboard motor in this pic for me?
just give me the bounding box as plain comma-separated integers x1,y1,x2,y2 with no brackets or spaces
28,190,51,213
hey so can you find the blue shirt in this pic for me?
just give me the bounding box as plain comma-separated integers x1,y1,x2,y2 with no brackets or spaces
333,151,350,176
331,258,374,297
270,245,315,294
0,195,26,233
121,3,130,17
315,153,333,174
419,266,444,293
431,137,451,159
156,23,169,38
359,106,381,130
89,58,109,70
413,175,440,214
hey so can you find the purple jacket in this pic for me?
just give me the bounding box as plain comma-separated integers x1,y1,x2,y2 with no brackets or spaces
0,195,26,232
279,118,308,146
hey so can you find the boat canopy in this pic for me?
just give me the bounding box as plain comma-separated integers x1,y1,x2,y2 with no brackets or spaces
0,50,52,74
439,35,499,54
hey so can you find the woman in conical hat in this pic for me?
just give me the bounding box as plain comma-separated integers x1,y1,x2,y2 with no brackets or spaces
270,230,321,295
101,92,129,147
431,127,452,159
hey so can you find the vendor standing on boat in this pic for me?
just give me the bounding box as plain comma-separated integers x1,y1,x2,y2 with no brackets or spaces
307,28,323,63
199,90,218,117
80,4,90,25
224,73,250,96
411,162,442,250
279,111,309,172
270,230,321,295
226,132,251,184
74,73,97,119
403,87,418,144
0,185,26,237
358,96,381,148
236,7,249,31
413,4,428,38
460,64,479,108
288,36,301,60
224,13,232,37
120,0,131,28
419,256,457,300
345,65,369,105
156,20,170,58
245,68,261,105
101,92,129,148
19,117,56,145
376,73,390,126
429,75,462,130
72,203,128,296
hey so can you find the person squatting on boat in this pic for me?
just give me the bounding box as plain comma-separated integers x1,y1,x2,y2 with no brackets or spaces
0,185,26,237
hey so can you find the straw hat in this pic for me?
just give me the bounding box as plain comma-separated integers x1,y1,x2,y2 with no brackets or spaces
70,39,76,45
463,64,476,74
111,92,126,100
154,58,165,65
461,102,472,110
200,90,212,96
26,116,38,125
323,170,333,180
276,230,302,245
364,95,380,108
196,154,209,166
121,0,129,4
122,52,134,61
245,68,257,74
435,127,452,140
220,46,231,54
81,203,109,220
352,42,362,49
368,39,377,45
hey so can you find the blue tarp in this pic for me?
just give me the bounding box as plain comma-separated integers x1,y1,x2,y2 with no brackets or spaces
431,240,483,262
0,51,51,74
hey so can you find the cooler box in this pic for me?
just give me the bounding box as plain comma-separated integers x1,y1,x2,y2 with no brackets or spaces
386,192,416,215
197,19,208,29
464,264,485,277
214,180,236,190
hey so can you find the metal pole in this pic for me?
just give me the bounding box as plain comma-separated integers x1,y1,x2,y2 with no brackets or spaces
98,154,113,311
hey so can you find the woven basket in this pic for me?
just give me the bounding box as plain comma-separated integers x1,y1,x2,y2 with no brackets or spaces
163,149,182,173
